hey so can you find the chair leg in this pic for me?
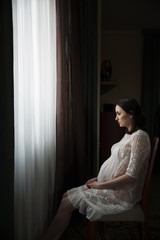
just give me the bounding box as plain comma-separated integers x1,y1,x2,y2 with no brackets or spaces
127,222,143,240
144,216,151,240
137,222,143,240
87,220,96,240
98,222,106,240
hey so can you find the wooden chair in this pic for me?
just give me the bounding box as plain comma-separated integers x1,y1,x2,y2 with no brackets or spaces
87,137,159,240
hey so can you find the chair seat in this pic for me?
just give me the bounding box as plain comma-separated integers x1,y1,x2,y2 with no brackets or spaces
97,203,145,222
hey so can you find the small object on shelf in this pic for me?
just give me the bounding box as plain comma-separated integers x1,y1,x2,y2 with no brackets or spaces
100,59,112,82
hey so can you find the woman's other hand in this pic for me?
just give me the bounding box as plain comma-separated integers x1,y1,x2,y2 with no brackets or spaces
86,177,97,187
86,177,103,189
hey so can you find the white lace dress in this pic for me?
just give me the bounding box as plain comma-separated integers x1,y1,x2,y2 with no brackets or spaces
67,130,151,221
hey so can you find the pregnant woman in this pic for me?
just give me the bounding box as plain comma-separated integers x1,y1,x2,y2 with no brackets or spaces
42,97,151,240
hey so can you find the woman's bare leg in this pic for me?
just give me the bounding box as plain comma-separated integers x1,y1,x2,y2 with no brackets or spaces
41,193,75,240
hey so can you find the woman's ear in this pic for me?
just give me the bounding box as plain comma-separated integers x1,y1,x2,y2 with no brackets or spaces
129,111,133,118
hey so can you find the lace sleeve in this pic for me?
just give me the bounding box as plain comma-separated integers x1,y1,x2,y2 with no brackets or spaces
126,133,151,179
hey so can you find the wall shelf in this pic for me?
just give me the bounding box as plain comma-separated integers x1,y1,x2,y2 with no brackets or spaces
100,81,118,94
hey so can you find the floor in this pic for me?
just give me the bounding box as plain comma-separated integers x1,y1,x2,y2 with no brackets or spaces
60,172,160,240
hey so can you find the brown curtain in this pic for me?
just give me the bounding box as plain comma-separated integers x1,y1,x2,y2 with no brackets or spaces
54,0,98,214
54,0,87,213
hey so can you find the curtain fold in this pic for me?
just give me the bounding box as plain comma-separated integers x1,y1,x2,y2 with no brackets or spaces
54,0,86,213
54,0,98,213
0,1,14,239
12,0,57,239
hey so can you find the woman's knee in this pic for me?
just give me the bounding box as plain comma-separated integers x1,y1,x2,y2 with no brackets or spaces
60,196,75,213
62,192,68,199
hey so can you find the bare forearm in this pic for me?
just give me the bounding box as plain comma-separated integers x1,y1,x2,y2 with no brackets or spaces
87,174,135,189
99,174,135,189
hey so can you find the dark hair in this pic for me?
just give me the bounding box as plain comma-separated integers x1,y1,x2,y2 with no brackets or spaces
116,97,146,134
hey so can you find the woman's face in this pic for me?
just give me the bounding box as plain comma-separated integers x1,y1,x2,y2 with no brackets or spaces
115,105,133,131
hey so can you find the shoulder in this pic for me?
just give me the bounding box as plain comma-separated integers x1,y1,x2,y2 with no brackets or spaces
130,130,150,146
131,129,149,138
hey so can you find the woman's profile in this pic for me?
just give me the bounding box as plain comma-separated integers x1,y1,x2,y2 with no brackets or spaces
42,97,151,240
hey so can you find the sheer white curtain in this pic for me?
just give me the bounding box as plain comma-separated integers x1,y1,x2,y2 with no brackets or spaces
12,0,56,239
